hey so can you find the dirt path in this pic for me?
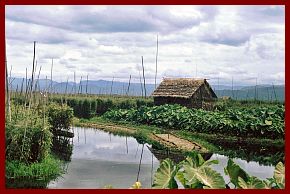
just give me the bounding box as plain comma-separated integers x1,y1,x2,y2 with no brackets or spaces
151,134,208,153
79,122,208,153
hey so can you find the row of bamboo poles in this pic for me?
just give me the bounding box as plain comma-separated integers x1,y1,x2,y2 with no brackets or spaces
5,35,160,107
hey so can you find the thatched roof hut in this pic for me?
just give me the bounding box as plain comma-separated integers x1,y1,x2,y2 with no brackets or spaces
151,78,217,109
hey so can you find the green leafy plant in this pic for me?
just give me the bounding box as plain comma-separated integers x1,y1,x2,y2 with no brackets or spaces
103,104,284,139
47,103,74,133
152,158,178,189
5,105,52,163
152,154,285,189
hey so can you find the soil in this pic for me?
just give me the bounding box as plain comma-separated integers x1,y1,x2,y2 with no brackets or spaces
152,134,208,152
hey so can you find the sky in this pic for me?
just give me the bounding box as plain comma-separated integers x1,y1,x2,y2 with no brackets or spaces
5,5,285,86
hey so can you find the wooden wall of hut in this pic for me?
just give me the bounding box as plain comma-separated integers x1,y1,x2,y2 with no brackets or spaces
153,96,192,108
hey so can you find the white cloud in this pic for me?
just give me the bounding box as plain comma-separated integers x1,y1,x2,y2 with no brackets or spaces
5,5,285,86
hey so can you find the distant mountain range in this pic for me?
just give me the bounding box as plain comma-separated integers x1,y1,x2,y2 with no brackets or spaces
9,77,285,101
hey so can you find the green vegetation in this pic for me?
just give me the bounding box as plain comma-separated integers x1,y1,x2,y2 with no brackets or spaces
47,103,74,133
5,100,74,188
49,95,154,118
7,91,285,188
103,104,284,139
152,153,285,189
47,103,74,161
77,116,220,151
6,104,52,163
214,98,284,110
6,155,63,188
77,116,283,166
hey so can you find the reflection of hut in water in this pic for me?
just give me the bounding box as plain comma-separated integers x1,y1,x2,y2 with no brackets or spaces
152,78,217,109
147,145,213,164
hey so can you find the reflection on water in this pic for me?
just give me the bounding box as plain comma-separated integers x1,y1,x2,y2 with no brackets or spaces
210,154,274,187
48,127,159,189
48,127,276,189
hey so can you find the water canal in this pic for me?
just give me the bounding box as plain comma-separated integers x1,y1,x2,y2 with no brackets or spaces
48,127,275,189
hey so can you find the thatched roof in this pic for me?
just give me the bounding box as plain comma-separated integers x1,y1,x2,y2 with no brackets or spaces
151,78,217,99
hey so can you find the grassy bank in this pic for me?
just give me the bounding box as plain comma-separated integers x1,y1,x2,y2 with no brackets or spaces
74,117,218,153
6,155,63,188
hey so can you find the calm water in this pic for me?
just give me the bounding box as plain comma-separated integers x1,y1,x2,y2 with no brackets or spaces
48,127,275,189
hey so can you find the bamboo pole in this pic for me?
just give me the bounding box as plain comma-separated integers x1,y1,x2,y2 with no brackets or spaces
154,34,159,89
65,77,69,103
34,65,42,105
110,76,114,96
34,65,42,92
272,83,277,101
231,76,234,100
28,41,36,109
74,71,76,96
78,76,83,94
5,39,11,122
24,67,28,104
255,78,257,101
85,74,89,96
20,78,24,97
138,67,144,97
141,56,147,98
50,58,54,94
126,75,132,96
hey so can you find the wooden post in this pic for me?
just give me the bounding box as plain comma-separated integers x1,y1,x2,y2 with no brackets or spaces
74,71,76,95
231,76,234,100
78,76,82,94
141,56,147,98
272,83,277,101
86,74,89,96
65,77,69,103
110,76,114,96
154,34,159,89
139,68,144,97
20,78,24,97
34,65,42,92
28,41,36,109
50,58,53,94
5,39,11,122
126,75,132,96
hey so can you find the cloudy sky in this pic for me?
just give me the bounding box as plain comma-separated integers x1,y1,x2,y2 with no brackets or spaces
5,5,285,86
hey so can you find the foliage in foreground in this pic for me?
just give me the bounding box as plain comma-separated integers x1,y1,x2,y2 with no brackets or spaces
103,104,284,139
6,101,72,188
152,154,285,189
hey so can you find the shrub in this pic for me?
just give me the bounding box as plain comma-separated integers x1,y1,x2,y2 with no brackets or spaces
5,105,52,163
6,155,63,188
47,103,74,132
